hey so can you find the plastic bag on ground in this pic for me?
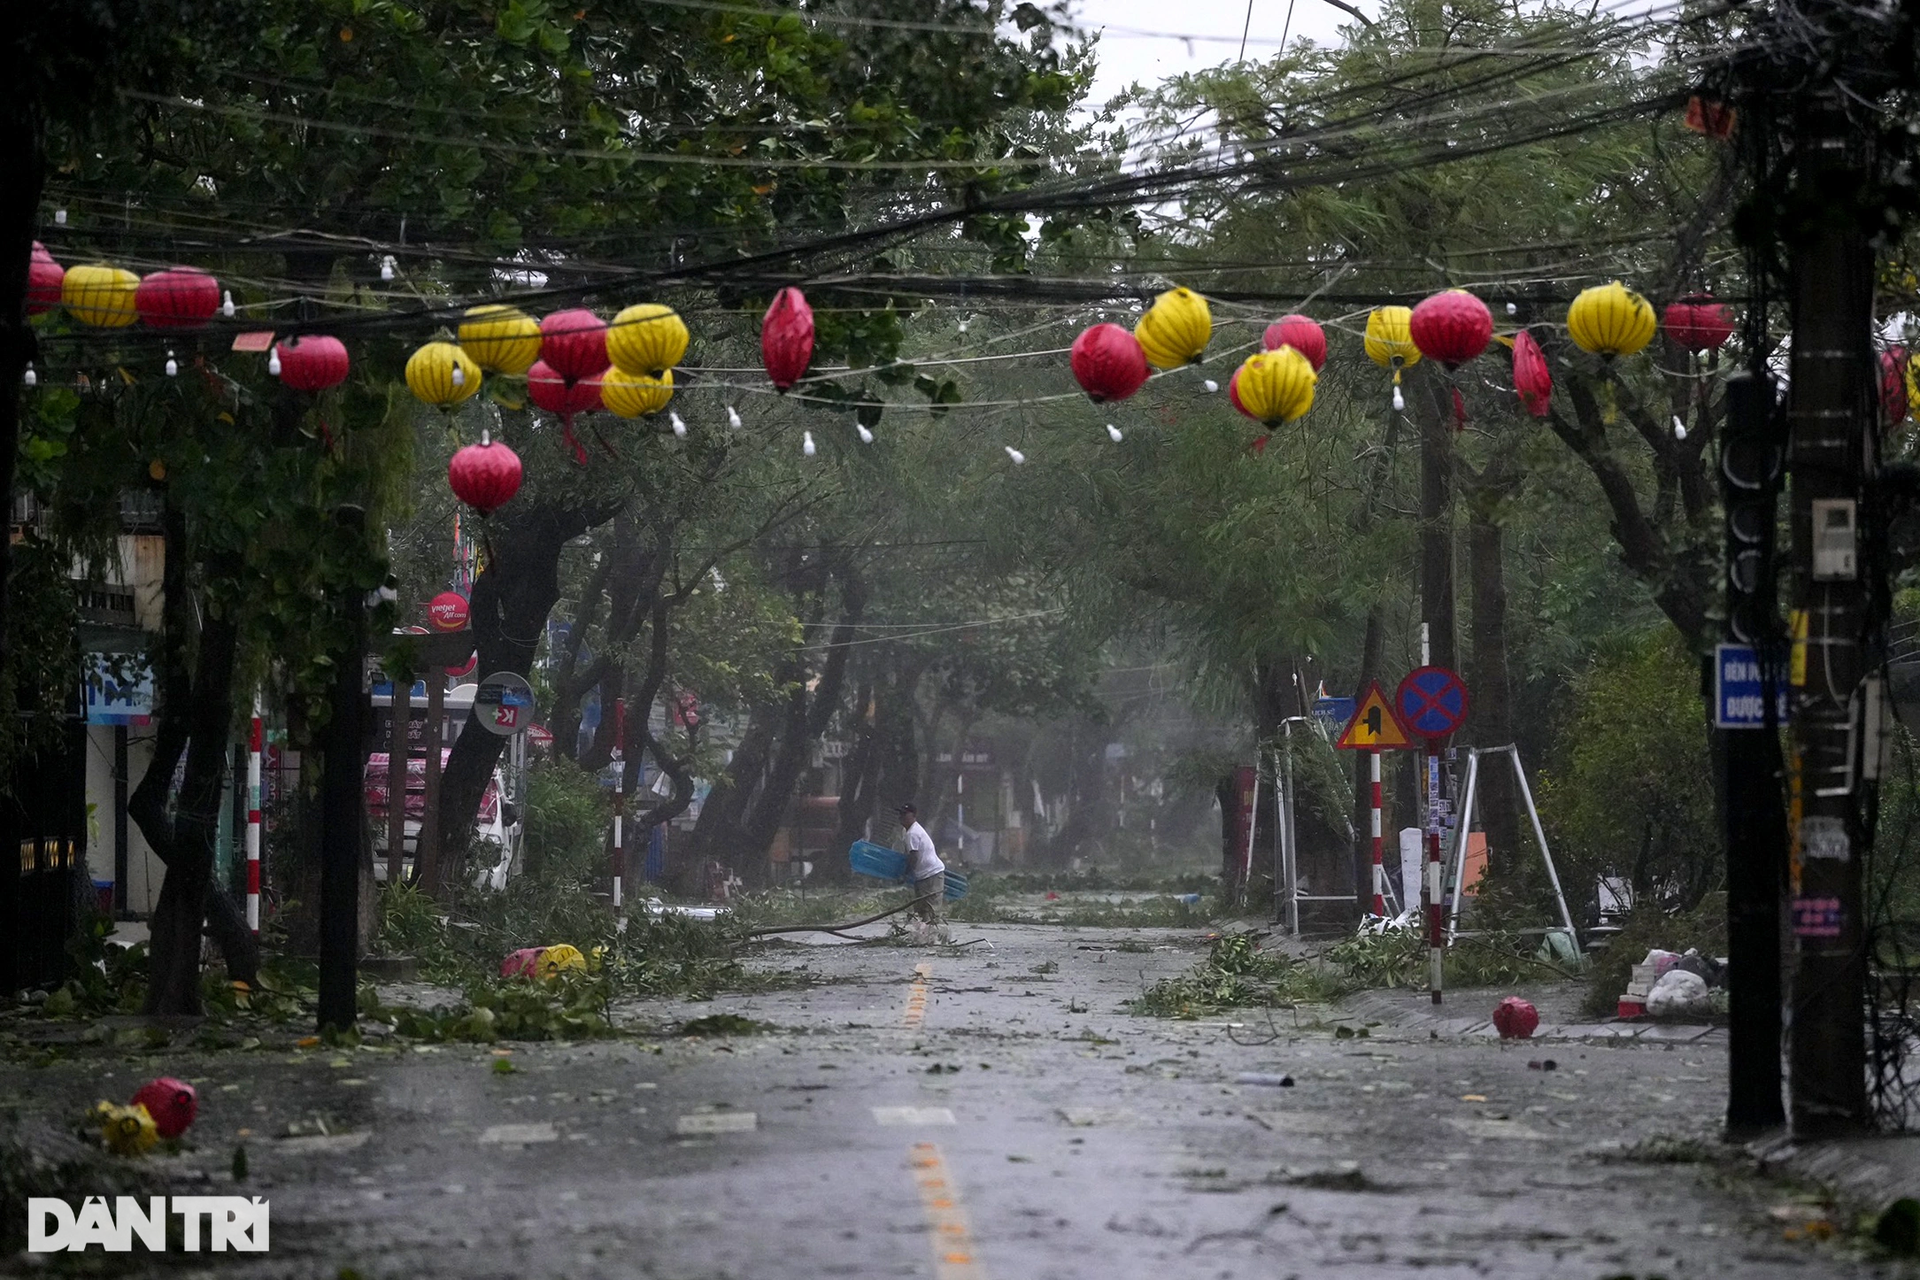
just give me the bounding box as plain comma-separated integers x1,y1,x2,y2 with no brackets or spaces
1645,968,1713,1019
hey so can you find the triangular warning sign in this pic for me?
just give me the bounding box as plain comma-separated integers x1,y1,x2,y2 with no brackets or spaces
1335,682,1413,750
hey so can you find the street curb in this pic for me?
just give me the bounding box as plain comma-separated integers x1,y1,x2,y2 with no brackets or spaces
1749,1131,1920,1214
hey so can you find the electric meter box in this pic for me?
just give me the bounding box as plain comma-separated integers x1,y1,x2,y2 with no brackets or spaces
1811,498,1857,581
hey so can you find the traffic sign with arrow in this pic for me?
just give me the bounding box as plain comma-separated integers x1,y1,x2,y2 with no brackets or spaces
1335,682,1414,750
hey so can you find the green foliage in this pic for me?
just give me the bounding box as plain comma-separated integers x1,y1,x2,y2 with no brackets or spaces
377,972,613,1043
1322,924,1550,991
1130,932,1345,1017
1534,633,1720,915
522,759,611,879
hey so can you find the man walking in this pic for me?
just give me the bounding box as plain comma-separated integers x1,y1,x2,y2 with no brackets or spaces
897,803,945,932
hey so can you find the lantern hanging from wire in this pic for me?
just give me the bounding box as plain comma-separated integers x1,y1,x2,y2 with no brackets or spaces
1070,323,1150,402
1567,281,1656,358
448,433,523,515
1364,306,1422,410
1881,347,1910,429
607,304,689,378
135,267,221,328
1232,347,1316,426
539,309,609,381
601,368,675,419
406,341,483,409
62,263,140,328
1263,314,1327,371
1661,294,1735,354
274,336,351,392
459,305,541,374
528,360,604,463
1512,329,1552,418
27,242,63,315
1133,286,1212,369
1409,289,1493,367
762,287,815,390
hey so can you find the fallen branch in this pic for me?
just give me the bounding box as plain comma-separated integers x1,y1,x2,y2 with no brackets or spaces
744,891,939,938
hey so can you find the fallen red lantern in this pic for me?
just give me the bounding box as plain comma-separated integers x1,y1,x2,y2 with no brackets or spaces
761,286,815,390
136,267,221,328
1263,314,1327,372
27,242,63,315
275,336,350,392
1662,295,1735,353
448,438,523,515
1882,348,1909,428
129,1077,198,1139
539,309,609,383
1070,323,1149,403
1409,290,1493,367
1492,996,1539,1039
1512,329,1552,418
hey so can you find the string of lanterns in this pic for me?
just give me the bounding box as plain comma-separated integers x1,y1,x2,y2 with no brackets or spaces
25,239,1831,519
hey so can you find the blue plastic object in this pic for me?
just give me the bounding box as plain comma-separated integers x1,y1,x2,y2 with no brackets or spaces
848,841,969,900
943,870,969,901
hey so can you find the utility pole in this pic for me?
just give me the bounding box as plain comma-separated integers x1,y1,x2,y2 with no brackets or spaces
1782,90,1875,1137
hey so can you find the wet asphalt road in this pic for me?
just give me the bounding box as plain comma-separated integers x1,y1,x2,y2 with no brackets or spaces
2,922,1906,1278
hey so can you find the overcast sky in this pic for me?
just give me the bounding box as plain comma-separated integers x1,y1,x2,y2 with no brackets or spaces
1074,0,1374,108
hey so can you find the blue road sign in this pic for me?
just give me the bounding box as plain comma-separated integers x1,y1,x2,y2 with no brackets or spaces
1312,696,1356,736
1395,666,1470,741
1714,643,1789,729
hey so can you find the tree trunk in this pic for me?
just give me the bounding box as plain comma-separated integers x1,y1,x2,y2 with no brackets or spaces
1466,495,1520,877
1415,365,1457,670
0,102,44,685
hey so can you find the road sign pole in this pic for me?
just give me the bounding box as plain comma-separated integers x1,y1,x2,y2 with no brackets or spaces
1369,748,1384,915
246,705,262,934
1426,744,1443,1004
612,698,627,922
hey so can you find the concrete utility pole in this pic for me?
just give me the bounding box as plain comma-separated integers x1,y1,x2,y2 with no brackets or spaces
1782,91,1875,1137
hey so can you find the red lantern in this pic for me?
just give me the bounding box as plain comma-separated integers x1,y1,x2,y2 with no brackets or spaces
1662,295,1735,354
1512,329,1552,418
1492,996,1539,1039
448,438,523,515
27,242,63,315
539,309,608,382
129,1077,198,1139
275,336,350,392
1228,365,1252,418
1070,323,1149,403
1409,290,1493,367
135,267,220,328
761,287,815,390
1263,314,1327,372
528,361,604,463
1882,347,1909,428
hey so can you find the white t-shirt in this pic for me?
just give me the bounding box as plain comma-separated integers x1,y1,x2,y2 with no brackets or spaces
903,821,944,880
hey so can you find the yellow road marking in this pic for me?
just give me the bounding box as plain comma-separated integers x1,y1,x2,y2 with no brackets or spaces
910,1143,986,1280
904,962,933,1028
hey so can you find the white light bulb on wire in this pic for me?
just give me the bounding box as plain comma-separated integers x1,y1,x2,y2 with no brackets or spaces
380,254,396,282
1107,424,1123,443
670,411,688,439
726,405,742,430
958,317,969,334
54,209,67,226
165,351,178,378
221,290,235,318
1203,379,1219,393
1004,445,1026,465
267,348,282,377
450,364,465,387
802,431,816,457
1506,302,1518,316
22,363,36,389
856,423,874,444
1392,386,1405,412
1673,415,1687,440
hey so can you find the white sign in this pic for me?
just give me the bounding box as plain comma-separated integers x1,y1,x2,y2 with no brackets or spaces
28,1197,268,1253
81,653,154,725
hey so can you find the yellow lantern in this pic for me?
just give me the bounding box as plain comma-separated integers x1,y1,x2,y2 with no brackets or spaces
62,264,140,328
458,305,541,374
1364,305,1422,410
1906,350,1920,413
536,943,588,980
601,367,675,419
95,1101,158,1156
1235,348,1316,425
607,303,689,377
1134,286,1212,369
406,341,482,408
1567,281,1656,358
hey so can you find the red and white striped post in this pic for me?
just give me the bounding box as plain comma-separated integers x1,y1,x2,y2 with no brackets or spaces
1425,745,1443,1004
1369,747,1385,915
246,707,263,934
611,698,627,919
